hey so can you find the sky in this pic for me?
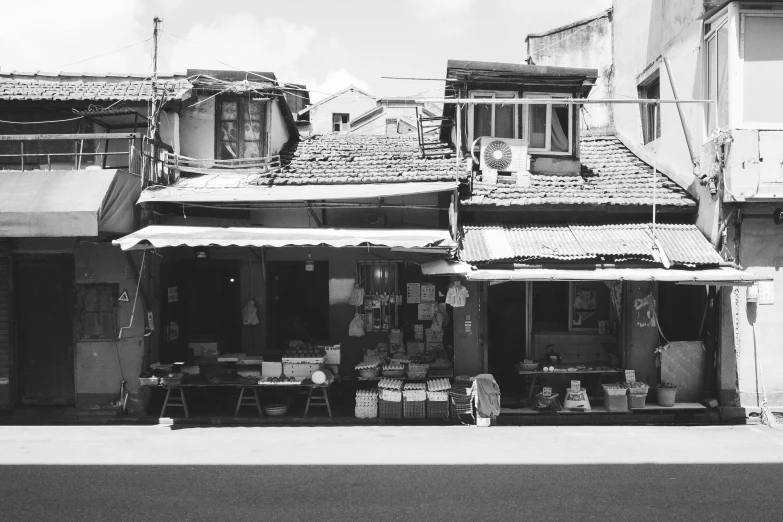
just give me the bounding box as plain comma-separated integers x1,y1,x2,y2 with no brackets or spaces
0,0,612,103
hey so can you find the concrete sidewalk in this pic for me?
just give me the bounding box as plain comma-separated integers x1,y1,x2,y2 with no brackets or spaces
1,424,782,465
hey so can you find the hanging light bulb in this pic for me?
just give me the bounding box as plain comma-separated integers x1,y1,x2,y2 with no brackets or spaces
305,250,314,272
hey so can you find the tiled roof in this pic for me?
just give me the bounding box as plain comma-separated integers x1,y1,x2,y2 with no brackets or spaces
463,136,695,208
277,134,463,185
0,73,191,102
460,222,725,267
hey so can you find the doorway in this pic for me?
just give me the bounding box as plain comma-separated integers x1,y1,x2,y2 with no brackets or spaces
266,261,329,351
15,254,75,405
161,261,241,362
487,281,526,390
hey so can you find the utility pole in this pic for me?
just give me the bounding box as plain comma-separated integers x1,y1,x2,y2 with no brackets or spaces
149,16,162,143
144,16,162,187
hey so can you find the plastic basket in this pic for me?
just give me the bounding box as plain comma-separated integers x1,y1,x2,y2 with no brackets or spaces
403,399,426,418
426,400,449,419
628,393,647,409
138,377,159,386
379,399,402,418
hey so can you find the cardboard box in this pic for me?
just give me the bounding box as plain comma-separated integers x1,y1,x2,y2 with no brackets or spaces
261,361,283,378
322,344,341,365
407,341,425,356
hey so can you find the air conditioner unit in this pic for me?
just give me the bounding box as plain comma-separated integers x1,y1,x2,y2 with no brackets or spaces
479,137,528,173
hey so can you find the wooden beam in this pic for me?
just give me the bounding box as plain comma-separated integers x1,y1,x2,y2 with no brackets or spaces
0,132,143,141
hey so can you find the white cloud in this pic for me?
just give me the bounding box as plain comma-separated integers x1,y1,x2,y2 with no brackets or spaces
303,69,374,103
404,0,477,17
0,0,149,73
167,15,317,74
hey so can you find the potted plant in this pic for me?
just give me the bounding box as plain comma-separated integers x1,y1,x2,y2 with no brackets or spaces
657,382,677,407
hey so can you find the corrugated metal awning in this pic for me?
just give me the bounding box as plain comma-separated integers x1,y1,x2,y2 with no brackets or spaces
0,169,140,237
137,181,459,204
112,225,455,251
461,222,726,267
465,267,770,286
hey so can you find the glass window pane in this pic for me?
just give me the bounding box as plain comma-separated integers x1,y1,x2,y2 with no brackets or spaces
551,104,569,152
221,101,238,121
473,99,492,139
717,25,728,128
242,140,261,159
245,99,263,121
243,120,262,141
495,104,515,138
529,104,547,148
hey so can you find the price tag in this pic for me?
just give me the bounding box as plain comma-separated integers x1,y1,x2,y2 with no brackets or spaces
625,370,636,383
570,380,581,393
543,386,552,397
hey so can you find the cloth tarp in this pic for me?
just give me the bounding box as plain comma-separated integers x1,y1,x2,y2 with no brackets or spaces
137,181,459,204
466,266,770,286
0,169,140,237
113,225,455,251
421,259,473,275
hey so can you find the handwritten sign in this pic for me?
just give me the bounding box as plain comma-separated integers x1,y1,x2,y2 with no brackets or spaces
168,287,178,303
570,380,581,393
414,324,424,340
625,370,636,383
543,386,552,397
420,283,436,303
417,303,435,320
406,283,421,304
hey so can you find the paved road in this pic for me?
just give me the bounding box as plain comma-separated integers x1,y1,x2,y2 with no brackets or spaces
1,425,782,521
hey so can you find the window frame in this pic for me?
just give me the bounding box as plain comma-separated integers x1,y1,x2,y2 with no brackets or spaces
738,11,783,129
75,283,119,341
332,113,350,132
215,95,269,160
704,14,729,133
468,90,520,143
522,92,574,155
638,71,661,145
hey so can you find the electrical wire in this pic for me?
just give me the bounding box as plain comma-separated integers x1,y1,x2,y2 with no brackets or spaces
54,37,153,69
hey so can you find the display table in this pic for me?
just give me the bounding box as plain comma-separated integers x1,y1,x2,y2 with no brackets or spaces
513,364,623,404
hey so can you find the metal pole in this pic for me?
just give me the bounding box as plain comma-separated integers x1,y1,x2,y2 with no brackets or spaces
20,142,24,171
415,98,713,105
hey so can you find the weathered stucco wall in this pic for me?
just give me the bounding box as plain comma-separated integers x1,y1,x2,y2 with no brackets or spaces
307,89,377,135
180,95,215,159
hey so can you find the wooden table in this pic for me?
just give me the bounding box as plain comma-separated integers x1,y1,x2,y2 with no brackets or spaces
513,364,624,405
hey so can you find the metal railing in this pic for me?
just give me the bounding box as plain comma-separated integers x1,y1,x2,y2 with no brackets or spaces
0,132,143,171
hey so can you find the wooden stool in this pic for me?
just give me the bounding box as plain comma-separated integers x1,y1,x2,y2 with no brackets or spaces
234,387,263,417
160,387,189,418
303,385,332,418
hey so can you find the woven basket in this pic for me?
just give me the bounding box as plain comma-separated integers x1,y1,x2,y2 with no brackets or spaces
407,371,427,380
379,399,402,418
358,367,380,379
427,400,449,419
138,377,159,386
403,399,426,418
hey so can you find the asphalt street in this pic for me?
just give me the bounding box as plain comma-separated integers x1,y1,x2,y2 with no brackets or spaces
1,425,782,521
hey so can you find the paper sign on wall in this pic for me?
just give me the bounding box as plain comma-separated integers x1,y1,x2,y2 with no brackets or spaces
168,287,179,303
543,387,552,397
570,380,581,393
414,324,424,340
168,322,179,341
406,283,421,304
420,283,436,303
464,320,472,334
625,370,636,383
146,311,155,331
417,303,436,320
118,290,129,302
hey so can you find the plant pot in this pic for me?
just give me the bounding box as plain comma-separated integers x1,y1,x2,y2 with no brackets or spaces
657,386,677,407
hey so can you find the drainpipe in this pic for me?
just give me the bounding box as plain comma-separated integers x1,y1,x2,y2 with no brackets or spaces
663,57,701,178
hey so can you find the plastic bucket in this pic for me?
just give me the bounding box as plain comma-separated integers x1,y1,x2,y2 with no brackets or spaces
311,368,334,385
657,386,677,407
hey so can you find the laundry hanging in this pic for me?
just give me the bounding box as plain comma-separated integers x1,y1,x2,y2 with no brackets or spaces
445,281,469,307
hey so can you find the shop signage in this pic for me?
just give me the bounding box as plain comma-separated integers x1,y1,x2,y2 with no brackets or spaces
420,283,436,303
417,303,436,320
168,286,178,303
406,283,421,304
464,320,472,334
414,324,424,340
147,311,155,331
570,380,581,393
625,370,636,383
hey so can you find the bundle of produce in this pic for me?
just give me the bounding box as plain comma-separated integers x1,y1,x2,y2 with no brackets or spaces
283,344,326,360
382,361,406,378
378,378,404,390
602,384,629,396
624,382,650,394
427,378,451,392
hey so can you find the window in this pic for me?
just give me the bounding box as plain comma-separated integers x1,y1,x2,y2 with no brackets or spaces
355,261,400,331
742,13,783,124
531,281,610,332
705,16,729,131
524,93,573,154
332,113,350,132
470,91,520,141
638,72,661,144
76,284,118,340
217,97,268,160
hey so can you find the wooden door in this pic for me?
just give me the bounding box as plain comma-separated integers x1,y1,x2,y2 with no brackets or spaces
15,255,75,405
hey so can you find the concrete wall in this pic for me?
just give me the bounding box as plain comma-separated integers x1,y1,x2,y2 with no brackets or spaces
307,88,376,135
180,95,215,159
269,99,291,155
527,11,614,134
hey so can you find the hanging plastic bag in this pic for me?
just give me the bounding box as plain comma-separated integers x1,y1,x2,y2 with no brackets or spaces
349,285,365,306
242,300,259,325
349,313,366,337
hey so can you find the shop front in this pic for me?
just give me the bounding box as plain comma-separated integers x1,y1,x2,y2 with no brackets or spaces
113,225,463,420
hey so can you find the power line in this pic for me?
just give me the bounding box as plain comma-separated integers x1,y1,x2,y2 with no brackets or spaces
55,37,153,69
